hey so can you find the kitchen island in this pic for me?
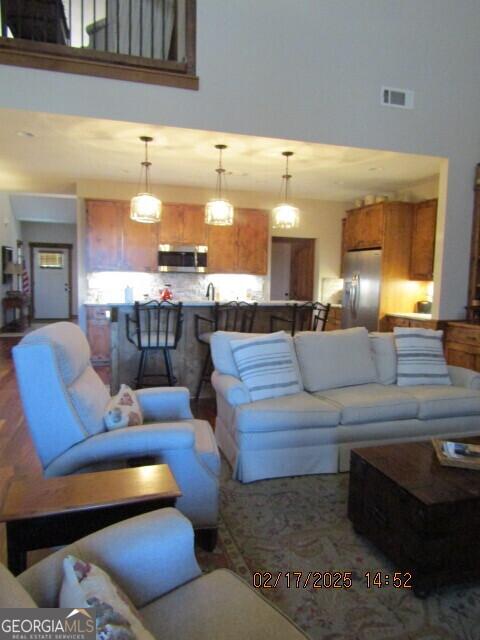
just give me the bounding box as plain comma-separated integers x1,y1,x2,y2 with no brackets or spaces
88,301,307,397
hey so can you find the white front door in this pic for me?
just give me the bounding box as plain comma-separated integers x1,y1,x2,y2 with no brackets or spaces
33,247,70,319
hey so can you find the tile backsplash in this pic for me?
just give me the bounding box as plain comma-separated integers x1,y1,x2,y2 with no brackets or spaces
86,271,267,303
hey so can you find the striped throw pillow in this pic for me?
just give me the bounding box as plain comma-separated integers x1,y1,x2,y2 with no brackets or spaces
230,332,302,401
394,327,451,386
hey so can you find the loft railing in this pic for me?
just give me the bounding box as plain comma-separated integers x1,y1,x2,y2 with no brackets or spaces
0,0,197,89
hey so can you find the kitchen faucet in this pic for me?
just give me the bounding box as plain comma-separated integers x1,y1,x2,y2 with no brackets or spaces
206,282,215,301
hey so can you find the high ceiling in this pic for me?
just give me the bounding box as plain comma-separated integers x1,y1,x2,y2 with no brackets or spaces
0,108,443,201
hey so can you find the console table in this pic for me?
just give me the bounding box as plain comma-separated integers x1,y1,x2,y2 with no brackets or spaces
2,295,31,331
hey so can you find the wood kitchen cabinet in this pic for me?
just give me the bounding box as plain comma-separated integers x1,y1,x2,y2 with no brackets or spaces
158,204,207,245
122,203,158,272
236,209,268,275
325,306,342,331
86,198,268,275
208,208,269,275
344,203,384,251
445,322,480,372
86,305,111,364
86,200,123,270
384,314,447,332
410,199,437,280
87,199,157,272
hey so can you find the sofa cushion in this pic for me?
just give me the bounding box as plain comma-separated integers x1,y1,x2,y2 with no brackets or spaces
294,328,377,392
60,555,155,640
20,322,90,385
230,333,302,401
69,366,110,436
369,332,397,385
141,569,307,640
0,563,37,607
315,383,418,425
211,331,303,391
394,327,451,386
404,385,480,419
234,391,340,433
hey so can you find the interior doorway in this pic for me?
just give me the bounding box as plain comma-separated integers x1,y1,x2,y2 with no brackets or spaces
271,237,315,301
30,243,73,320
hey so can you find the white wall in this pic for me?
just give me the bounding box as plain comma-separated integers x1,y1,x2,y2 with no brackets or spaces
0,193,22,327
76,179,346,304
21,221,78,315
1,1,479,317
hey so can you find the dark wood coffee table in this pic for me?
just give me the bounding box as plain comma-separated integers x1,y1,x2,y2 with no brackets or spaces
348,438,480,597
0,464,181,575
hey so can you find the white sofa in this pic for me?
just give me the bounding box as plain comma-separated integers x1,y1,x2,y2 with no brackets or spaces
211,328,480,482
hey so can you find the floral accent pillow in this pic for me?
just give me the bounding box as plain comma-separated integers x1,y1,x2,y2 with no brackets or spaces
104,384,143,430
59,555,155,640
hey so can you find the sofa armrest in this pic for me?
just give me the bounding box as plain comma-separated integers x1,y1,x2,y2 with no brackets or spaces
448,365,480,390
19,508,201,609
45,422,196,476
136,387,193,421
211,370,250,406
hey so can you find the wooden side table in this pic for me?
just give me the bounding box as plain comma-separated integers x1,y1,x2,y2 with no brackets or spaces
2,295,31,331
0,465,181,575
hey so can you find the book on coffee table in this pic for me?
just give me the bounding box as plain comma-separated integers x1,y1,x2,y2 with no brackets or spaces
432,439,480,470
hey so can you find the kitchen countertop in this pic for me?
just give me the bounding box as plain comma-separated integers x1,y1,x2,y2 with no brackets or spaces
84,300,312,307
387,312,432,320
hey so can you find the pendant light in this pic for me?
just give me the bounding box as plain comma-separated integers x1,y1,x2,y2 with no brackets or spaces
130,136,162,223
205,144,234,226
272,151,300,229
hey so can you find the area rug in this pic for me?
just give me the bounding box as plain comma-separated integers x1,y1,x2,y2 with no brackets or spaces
196,460,480,640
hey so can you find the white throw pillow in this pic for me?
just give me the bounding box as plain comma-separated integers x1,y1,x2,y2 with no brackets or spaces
104,384,143,430
230,332,303,401
60,555,155,640
369,332,397,385
394,327,451,386
294,327,378,392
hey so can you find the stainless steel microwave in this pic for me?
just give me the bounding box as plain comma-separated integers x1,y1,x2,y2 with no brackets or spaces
158,244,208,273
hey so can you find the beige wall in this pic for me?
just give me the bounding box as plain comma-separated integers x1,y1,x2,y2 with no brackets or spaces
0,193,22,328
395,175,439,203
76,179,346,303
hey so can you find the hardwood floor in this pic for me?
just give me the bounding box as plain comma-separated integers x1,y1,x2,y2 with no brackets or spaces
0,336,216,567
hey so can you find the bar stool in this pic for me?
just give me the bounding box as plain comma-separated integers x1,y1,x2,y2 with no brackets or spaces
126,300,183,388
269,301,331,336
194,301,258,400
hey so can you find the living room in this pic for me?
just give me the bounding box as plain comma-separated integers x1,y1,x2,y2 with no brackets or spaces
0,1,479,639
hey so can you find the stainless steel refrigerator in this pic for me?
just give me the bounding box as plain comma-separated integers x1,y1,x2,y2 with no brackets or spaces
341,249,382,331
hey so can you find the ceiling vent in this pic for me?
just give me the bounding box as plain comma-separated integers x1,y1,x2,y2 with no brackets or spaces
381,86,414,109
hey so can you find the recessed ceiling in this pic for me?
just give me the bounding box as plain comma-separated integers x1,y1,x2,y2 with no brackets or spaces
0,108,443,201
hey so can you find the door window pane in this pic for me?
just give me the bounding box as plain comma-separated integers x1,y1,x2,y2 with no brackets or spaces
38,252,64,269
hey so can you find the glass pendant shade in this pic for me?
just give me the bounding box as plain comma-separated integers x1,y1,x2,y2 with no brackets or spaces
205,198,234,226
130,136,161,223
272,150,300,230
130,193,162,223
272,203,300,229
205,144,234,226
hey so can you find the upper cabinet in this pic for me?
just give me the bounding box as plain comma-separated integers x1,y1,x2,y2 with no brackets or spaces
208,209,269,275
86,199,268,275
87,199,158,272
86,200,123,271
344,203,384,251
409,199,437,280
158,204,207,245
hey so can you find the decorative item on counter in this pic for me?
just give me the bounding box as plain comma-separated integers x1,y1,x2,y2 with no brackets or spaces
160,284,173,301
375,195,389,203
364,194,375,205
124,284,134,304
354,198,363,207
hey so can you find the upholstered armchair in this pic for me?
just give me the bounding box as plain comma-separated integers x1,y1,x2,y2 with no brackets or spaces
13,322,219,537
0,509,307,639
